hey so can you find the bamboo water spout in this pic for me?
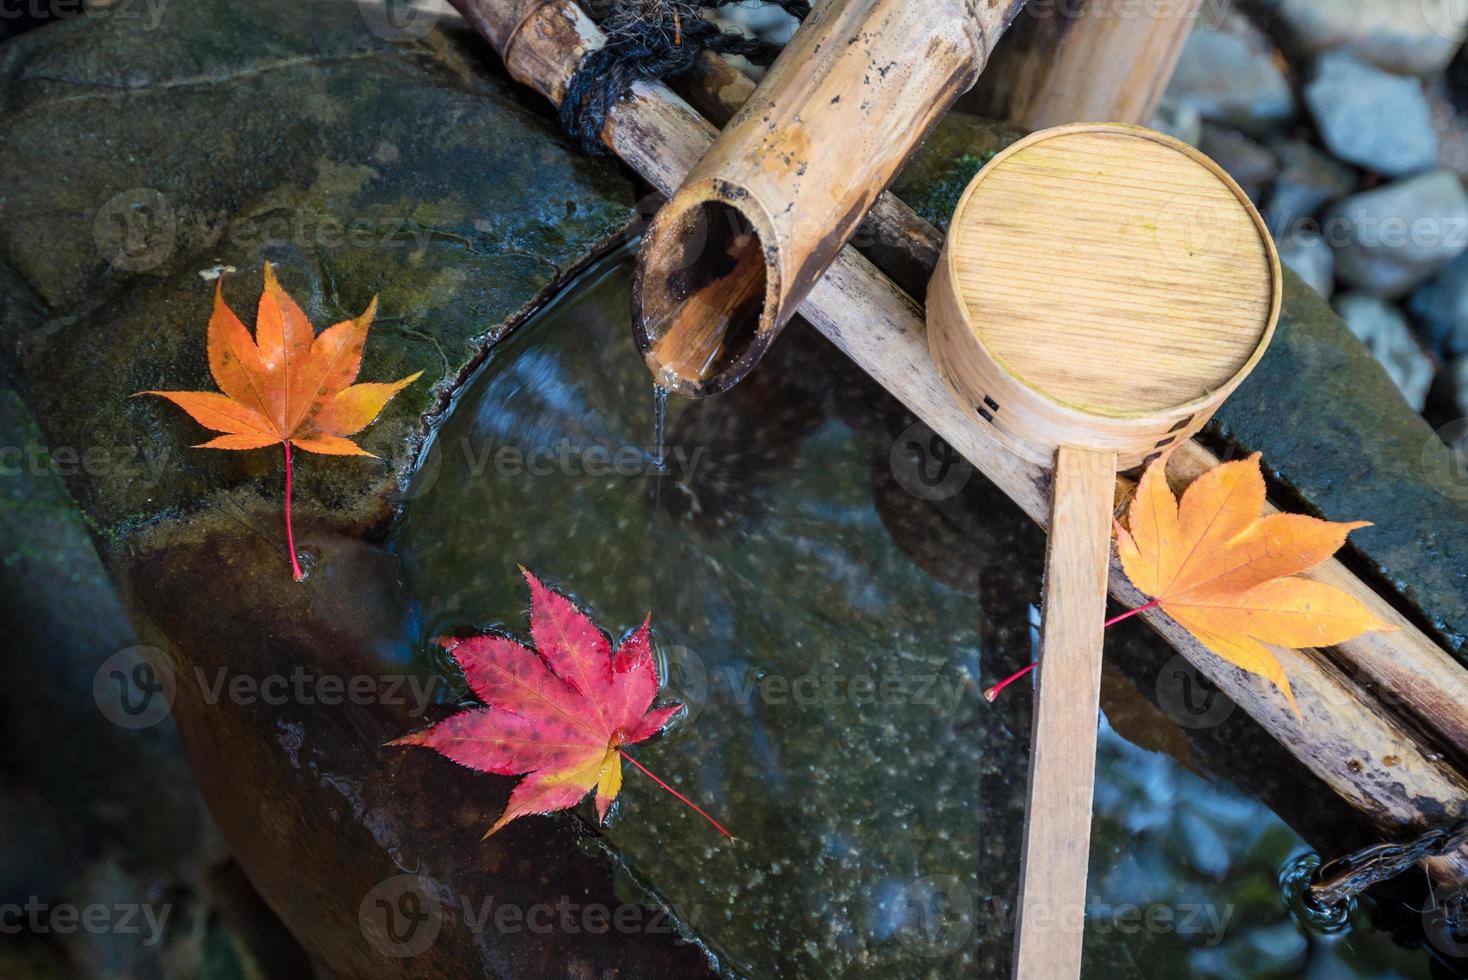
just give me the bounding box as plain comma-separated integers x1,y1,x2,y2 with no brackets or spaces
631,0,1026,396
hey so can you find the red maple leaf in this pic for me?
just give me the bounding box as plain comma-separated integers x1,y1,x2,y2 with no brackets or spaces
391,568,731,839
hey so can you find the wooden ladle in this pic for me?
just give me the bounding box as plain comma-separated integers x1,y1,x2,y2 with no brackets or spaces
926,123,1282,979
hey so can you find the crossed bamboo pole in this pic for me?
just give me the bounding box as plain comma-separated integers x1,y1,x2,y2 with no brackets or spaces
447,0,1468,881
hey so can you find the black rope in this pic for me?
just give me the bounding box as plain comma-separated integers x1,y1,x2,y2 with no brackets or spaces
561,0,809,154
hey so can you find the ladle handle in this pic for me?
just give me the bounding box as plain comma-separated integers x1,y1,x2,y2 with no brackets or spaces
1013,445,1117,979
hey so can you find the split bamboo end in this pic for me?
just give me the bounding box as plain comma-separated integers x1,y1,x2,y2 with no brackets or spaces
632,0,1011,397
632,180,782,398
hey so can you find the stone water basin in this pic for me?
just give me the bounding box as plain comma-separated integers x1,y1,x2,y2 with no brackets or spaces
390,250,1440,978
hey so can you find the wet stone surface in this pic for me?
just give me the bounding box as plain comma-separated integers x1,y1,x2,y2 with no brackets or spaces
0,0,638,541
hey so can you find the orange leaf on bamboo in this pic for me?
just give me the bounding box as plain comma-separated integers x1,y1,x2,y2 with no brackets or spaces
1114,452,1395,713
138,263,421,578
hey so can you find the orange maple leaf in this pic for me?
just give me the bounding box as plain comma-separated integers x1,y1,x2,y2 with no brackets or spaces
140,263,421,578
1114,452,1395,713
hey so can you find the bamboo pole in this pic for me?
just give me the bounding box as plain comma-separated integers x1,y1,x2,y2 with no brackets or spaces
443,0,1468,880
961,0,1205,129
631,0,1025,397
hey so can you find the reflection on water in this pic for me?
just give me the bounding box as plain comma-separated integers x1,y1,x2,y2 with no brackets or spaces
390,251,1438,978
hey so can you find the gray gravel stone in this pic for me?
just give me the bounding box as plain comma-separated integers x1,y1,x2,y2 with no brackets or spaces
1454,357,1468,416
1265,138,1359,236
1199,125,1277,201
1277,229,1336,297
1332,291,1437,408
1149,96,1204,147
1304,51,1438,176
1409,251,1468,356
1166,25,1296,135
1325,170,1468,296
1254,0,1468,76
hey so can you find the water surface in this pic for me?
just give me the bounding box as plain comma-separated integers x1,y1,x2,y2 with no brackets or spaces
392,252,1440,979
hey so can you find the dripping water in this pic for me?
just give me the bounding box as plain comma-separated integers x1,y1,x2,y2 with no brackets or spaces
652,381,670,510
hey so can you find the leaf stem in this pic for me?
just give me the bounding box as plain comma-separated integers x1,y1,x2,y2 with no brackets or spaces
619,750,734,840
283,441,304,582
984,599,1165,702
984,663,1035,702
1104,598,1160,628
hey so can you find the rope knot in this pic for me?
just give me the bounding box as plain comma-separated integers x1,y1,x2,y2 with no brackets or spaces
560,0,808,155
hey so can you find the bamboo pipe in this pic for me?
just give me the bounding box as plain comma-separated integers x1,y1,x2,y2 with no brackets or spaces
961,0,1204,129
630,0,1026,396
443,0,1468,882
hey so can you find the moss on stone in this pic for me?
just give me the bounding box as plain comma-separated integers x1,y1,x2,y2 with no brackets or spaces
0,2,639,544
